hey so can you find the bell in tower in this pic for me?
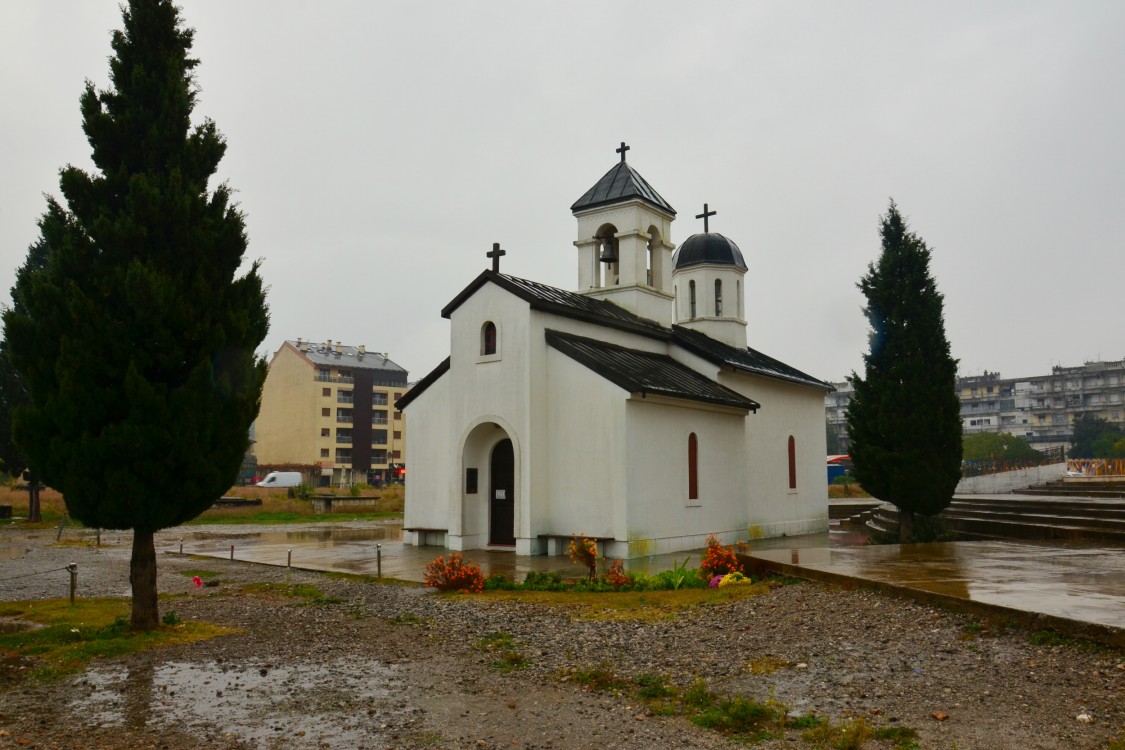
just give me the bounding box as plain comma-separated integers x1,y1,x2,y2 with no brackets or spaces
570,143,677,325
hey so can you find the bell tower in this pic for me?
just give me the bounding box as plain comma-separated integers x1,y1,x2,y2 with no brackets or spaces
570,143,677,326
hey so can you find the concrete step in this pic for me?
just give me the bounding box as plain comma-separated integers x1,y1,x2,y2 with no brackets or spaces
840,498,1125,544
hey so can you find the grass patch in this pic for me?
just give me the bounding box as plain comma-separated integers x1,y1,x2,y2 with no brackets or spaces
474,631,529,673
875,725,921,749
801,716,875,749
481,584,769,622
1027,629,1101,650
746,655,789,674
0,597,233,682
569,664,632,692
1107,732,1125,750
240,582,344,606
388,612,429,626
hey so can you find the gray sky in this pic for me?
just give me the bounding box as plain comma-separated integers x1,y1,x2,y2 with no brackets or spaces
3,1,1123,385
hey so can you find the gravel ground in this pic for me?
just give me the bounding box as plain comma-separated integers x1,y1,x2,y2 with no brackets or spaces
0,525,1122,750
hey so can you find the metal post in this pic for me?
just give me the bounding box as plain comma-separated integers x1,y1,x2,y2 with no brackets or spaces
67,563,77,606
287,549,292,569
377,543,382,579
179,538,183,555
230,544,234,560
95,528,101,547
56,514,67,542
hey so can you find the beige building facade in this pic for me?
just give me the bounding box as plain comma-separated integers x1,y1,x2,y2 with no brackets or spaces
255,340,408,487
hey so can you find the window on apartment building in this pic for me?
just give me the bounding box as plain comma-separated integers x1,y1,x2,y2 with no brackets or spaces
392,450,401,459
481,321,497,355
322,387,330,397
393,431,402,440
373,393,388,406
320,449,329,458
337,390,353,404
372,430,387,445
321,408,330,417
321,428,329,437
373,410,388,424
393,411,402,420
335,449,351,463
394,393,402,401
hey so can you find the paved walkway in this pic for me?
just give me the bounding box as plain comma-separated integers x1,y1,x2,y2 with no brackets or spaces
175,522,1125,647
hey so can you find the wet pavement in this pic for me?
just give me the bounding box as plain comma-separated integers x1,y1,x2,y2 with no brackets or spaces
174,519,1125,643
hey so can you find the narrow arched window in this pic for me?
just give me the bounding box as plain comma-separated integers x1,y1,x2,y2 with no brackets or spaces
689,281,697,318
688,432,699,500
715,279,723,316
481,321,497,355
787,435,797,490
736,280,742,317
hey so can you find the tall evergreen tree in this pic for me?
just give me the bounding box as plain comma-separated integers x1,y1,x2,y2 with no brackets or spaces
2,0,268,629
846,201,961,543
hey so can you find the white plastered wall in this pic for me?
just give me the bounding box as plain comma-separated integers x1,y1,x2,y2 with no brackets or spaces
621,397,750,558
727,373,829,539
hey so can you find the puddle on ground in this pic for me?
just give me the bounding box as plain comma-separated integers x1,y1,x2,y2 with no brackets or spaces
0,618,41,634
0,546,26,561
72,657,401,746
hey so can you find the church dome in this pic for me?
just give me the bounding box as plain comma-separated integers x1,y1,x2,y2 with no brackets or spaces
672,232,748,272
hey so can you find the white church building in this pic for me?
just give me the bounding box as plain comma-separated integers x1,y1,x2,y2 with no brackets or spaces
398,145,832,559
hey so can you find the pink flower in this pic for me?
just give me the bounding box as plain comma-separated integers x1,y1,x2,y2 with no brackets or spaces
192,576,203,588
709,575,723,589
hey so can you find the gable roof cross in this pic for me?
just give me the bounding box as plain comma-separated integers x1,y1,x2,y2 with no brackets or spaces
487,242,506,272
616,141,630,163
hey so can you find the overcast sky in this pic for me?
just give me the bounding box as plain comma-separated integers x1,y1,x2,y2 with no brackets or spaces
3,1,1123,385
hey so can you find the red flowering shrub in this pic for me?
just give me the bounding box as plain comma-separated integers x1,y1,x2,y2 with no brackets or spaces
698,533,743,580
605,560,632,588
568,533,599,582
423,552,484,593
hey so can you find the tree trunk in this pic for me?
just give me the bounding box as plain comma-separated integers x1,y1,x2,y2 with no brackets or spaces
898,508,914,544
27,471,41,523
130,529,159,630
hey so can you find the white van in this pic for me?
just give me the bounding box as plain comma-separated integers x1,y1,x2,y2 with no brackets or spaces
255,471,302,488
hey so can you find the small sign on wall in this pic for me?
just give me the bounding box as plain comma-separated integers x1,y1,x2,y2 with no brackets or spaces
495,489,506,500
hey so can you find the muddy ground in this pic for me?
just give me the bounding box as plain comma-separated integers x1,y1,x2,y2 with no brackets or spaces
0,526,1122,749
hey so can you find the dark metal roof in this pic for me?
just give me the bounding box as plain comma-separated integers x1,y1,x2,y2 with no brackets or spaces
442,270,672,340
672,233,748,271
570,161,676,216
285,340,408,379
545,330,759,412
672,326,833,391
395,356,449,411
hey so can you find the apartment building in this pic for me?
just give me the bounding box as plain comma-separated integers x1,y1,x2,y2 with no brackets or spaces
254,339,408,487
826,360,1125,453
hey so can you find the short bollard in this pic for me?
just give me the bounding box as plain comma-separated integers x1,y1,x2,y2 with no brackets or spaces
230,544,234,560
377,543,382,579
287,549,292,569
67,563,77,606
95,528,101,547
179,537,183,555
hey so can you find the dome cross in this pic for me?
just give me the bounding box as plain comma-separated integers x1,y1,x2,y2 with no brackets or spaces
695,203,716,233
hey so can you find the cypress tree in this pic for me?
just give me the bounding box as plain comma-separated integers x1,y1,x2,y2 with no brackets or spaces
846,201,961,543
3,0,268,629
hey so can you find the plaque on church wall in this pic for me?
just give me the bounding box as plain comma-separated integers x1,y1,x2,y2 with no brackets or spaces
465,468,478,494
495,489,506,500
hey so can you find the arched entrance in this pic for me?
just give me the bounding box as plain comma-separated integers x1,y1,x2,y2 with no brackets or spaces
489,439,515,545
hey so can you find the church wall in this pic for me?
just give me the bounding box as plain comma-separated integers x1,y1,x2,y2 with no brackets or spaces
540,345,627,540
401,371,454,539
445,286,535,548
729,374,829,538
622,399,750,558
